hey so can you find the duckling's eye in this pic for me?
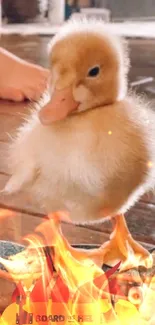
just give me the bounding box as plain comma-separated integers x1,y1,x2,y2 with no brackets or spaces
88,66,100,77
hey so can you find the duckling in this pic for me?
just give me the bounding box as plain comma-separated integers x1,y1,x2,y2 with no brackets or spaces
4,19,155,268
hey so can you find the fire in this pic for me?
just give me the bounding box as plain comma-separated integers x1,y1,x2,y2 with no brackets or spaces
0,211,155,324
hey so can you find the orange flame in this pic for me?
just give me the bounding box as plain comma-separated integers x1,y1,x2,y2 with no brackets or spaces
0,211,155,325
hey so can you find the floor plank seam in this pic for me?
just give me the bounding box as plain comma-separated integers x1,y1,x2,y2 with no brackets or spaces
82,225,155,245
0,203,44,218
0,172,10,177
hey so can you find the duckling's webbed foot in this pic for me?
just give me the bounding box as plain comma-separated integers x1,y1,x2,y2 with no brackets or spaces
89,215,152,271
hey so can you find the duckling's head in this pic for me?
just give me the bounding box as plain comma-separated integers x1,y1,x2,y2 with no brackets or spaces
39,19,129,125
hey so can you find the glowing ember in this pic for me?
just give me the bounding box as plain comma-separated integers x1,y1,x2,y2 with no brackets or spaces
147,161,153,168
0,211,155,324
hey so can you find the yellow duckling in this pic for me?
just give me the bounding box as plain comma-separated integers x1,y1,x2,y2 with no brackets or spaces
5,18,155,268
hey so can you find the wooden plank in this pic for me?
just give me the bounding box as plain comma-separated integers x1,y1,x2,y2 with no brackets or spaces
0,208,110,246
0,35,50,68
125,202,155,243
0,208,153,254
83,200,155,246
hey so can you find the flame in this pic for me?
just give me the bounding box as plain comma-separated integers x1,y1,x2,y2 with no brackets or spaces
0,211,155,324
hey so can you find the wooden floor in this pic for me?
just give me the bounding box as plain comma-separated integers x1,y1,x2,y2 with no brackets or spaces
0,35,155,251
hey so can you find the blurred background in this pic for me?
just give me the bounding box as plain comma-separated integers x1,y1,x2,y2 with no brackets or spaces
1,0,155,24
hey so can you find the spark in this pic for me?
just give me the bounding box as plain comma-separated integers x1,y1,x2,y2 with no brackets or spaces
147,161,153,168
108,131,112,135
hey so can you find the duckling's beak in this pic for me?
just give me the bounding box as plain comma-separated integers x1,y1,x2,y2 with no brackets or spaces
39,86,79,125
